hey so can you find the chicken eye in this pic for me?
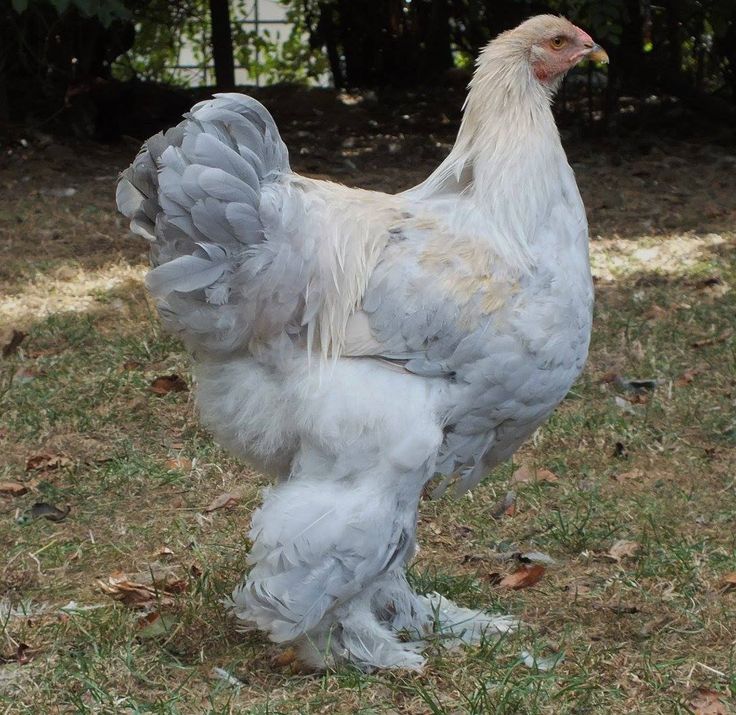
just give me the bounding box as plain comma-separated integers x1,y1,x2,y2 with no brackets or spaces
551,36,566,49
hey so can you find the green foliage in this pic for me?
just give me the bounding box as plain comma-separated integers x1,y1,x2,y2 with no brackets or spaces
112,0,207,85
112,0,327,87
232,1,328,85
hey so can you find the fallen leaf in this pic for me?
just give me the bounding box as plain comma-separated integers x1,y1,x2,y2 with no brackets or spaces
643,304,668,321
607,539,641,562
454,524,473,538
150,374,188,395
2,329,27,358
16,502,70,524
0,481,28,496
564,578,595,596
691,329,733,349
121,360,143,371
499,564,545,590
204,488,245,513
718,572,736,592
639,615,672,638
164,457,192,471
97,567,188,607
535,468,559,483
136,612,178,640
1,642,35,665
490,490,516,519
614,376,659,393
675,369,698,387
689,688,729,715
273,648,297,668
484,571,503,586
699,278,731,301
98,575,163,606
13,367,38,383
613,469,643,483
511,465,558,485
25,453,72,472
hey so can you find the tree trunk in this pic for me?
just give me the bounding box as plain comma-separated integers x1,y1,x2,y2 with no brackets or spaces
208,0,235,89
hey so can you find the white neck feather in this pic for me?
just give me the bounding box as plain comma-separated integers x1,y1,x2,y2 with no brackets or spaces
409,35,567,272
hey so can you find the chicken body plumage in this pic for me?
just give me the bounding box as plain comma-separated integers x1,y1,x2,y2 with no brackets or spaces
117,15,597,670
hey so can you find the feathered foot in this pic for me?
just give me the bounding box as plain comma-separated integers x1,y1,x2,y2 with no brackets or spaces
373,572,517,645
295,591,427,672
416,591,518,646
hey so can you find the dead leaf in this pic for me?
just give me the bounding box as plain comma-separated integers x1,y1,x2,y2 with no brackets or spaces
0,642,35,665
44,434,110,464
535,468,559,483
150,374,188,395
490,490,516,519
613,469,643,483
643,304,668,321
689,688,730,715
675,369,698,387
13,367,38,383
25,452,72,472
718,572,736,592
98,574,164,607
607,539,641,562
136,612,178,640
697,277,731,301
607,602,639,614
16,502,70,524
2,329,27,358
273,648,297,667
164,457,192,471
511,465,558,485
564,578,595,596
204,488,245,513
691,329,733,349
121,360,143,371
0,481,28,496
511,465,534,483
97,567,188,607
454,524,474,538
614,376,658,393
499,564,545,590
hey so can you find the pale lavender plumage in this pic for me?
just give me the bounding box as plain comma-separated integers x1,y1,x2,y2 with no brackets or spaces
117,15,599,670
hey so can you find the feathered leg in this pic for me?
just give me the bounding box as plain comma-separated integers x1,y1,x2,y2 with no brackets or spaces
230,471,432,670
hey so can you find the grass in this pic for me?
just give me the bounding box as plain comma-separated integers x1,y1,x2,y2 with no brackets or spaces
1,124,735,713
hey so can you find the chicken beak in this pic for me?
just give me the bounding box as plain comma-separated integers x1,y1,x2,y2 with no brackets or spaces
587,43,609,64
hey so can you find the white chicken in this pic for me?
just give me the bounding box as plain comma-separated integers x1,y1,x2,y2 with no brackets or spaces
117,15,606,671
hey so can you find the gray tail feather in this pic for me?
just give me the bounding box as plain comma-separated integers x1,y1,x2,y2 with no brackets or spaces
115,93,290,352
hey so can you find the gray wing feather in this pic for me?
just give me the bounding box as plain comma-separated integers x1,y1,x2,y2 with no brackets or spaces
116,93,291,354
